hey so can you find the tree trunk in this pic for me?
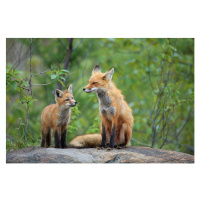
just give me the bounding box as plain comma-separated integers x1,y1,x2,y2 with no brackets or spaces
58,38,73,90
24,38,32,140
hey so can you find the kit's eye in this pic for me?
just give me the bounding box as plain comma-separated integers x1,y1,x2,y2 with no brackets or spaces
93,82,97,85
72,97,74,99
65,99,69,101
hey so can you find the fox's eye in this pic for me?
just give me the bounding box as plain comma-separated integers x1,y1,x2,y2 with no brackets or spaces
65,99,69,101
93,82,97,85
72,97,74,99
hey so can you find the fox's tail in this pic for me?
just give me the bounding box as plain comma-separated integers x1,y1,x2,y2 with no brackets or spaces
69,133,102,148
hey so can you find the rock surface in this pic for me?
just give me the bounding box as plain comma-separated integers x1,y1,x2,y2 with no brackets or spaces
6,146,194,163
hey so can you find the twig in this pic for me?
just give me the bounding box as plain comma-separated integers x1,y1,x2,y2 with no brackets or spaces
31,69,51,76
131,138,151,147
9,97,16,103
115,49,143,54
58,38,68,52
16,43,23,67
164,107,192,145
14,48,29,69
146,45,154,91
32,80,55,86
17,118,21,149
72,38,83,51
18,86,29,91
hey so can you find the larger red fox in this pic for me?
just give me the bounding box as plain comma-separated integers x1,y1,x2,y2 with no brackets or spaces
70,65,134,149
41,84,77,148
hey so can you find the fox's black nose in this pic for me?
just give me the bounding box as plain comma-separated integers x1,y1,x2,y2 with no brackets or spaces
75,101,77,105
83,88,85,91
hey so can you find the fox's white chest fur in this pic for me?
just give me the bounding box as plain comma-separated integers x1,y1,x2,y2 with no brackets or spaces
56,106,71,126
97,89,116,120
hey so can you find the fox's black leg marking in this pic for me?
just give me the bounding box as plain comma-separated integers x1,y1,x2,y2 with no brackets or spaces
61,129,68,148
109,125,116,148
41,140,45,147
97,124,106,150
41,134,45,147
46,129,51,147
54,130,61,148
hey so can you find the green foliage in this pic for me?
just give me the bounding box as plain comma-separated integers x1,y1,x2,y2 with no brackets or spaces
19,94,38,107
6,65,23,90
6,118,40,152
46,65,69,87
6,47,71,150
86,116,101,134
67,105,81,143
6,38,194,154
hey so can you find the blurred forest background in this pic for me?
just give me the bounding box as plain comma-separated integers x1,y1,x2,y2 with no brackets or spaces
6,38,194,155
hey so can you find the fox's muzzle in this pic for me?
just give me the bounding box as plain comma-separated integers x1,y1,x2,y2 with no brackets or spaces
71,101,77,107
83,88,97,93
83,88,91,93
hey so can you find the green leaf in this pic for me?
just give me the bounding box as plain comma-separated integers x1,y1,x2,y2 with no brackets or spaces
59,71,64,75
59,76,65,81
169,45,177,52
11,82,17,90
15,75,23,80
62,69,69,73
51,74,57,79
167,55,172,63
24,82,29,87
45,71,53,75
161,53,165,59
168,50,173,56
62,73,68,76
58,80,65,87
14,70,23,75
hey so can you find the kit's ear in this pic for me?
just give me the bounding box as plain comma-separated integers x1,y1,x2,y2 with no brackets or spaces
102,68,114,80
55,89,64,98
92,65,101,75
65,84,73,94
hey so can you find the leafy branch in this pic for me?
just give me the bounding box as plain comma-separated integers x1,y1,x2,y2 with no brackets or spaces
146,39,194,149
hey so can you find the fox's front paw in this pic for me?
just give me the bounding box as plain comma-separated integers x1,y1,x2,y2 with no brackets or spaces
105,143,110,148
97,145,106,150
61,144,68,149
106,146,114,151
115,145,124,149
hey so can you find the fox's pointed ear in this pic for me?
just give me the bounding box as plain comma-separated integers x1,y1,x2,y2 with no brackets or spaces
103,68,114,80
55,89,64,98
92,65,101,75
65,84,73,94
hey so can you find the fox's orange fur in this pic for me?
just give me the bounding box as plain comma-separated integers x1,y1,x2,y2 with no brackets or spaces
69,134,102,148
41,84,77,148
80,65,134,148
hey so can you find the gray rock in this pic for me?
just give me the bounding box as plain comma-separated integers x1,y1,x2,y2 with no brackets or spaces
6,146,194,163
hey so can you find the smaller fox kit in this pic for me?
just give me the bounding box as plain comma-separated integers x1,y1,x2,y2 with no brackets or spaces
41,84,77,148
